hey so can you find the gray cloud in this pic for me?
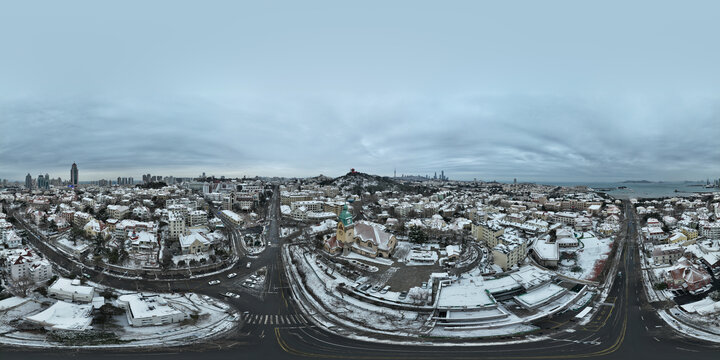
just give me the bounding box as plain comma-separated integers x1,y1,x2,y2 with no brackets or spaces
1,1,720,182
1,94,718,182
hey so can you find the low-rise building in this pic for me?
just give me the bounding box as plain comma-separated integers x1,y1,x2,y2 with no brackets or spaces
7,249,53,283
471,222,505,247
651,245,683,265
117,294,189,327
219,209,242,227
179,232,211,254
168,211,186,240
47,278,95,303
106,204,130,219
188,210,208,227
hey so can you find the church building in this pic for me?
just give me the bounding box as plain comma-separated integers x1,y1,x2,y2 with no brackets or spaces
324,204,397,258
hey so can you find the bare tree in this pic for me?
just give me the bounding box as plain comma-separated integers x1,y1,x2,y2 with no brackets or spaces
14,273,35,297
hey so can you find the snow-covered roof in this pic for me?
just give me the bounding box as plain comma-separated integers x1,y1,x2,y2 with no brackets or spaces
532,239,559,261
26,301,93,331
354,221,394,251
514,283,565,308
437,277,496,309
179,232,211,248
117,294,185,320
49,277,95,297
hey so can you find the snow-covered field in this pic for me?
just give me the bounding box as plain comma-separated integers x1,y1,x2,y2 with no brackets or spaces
557,232,613,281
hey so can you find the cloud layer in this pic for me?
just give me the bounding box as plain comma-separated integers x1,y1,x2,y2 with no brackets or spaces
1,1,719,182
2,94,718,182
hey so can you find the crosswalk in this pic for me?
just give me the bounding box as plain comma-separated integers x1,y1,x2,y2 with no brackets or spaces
242,313,309,325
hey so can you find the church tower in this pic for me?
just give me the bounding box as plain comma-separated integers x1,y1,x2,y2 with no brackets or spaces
336,203,355,245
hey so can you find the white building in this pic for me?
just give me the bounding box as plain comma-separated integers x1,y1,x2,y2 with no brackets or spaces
179,232,211,254
168,211,186,240
106,204,130,219
2,229,22,248
117,294,189,327
48,278,95,303
7,249,53,283
701,222,720,240
188,210,208,227
219,210,243,227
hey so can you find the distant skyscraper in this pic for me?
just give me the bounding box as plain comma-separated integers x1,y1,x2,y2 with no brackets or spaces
514,178,517,184
70,162,79,186
25,173,32,189
38,174,46,189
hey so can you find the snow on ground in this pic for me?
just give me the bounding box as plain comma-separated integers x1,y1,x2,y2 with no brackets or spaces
342,251,394,266
0,300,45,334
292,247,428,334
0,297,28,311
430,323,537,338
0,292,239,348
309,220,337,235
172,252,210,265
658,309,720,343
25,301,92,331
405,249,440,266
556,232,613,281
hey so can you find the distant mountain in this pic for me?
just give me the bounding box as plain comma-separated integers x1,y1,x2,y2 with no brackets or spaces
306,174,333,183
621,180,654,184
320,171,423,194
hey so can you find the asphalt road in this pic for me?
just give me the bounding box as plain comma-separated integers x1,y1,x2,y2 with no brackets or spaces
3,197,720,359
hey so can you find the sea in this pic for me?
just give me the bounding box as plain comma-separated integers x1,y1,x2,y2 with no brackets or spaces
543,181,719,199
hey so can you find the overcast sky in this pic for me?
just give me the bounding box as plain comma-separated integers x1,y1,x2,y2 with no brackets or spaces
1,0,719,182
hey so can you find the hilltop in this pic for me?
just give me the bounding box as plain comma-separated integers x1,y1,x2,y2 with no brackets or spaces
319,171,428,195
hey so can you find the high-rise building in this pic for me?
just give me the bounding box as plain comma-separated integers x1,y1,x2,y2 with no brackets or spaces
25,173,33,189
38,174,45,189
70,163,79,186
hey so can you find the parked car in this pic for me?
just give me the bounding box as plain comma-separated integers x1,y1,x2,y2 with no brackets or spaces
370,285,381,293
246,262,252,269
398,291,408,300
227,272,238,278
421,282,428,289
360,284,372,292
208,280,221,285
380,285,390,294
